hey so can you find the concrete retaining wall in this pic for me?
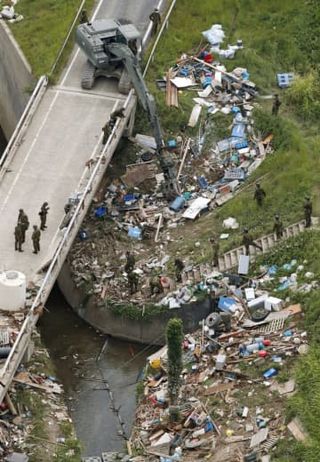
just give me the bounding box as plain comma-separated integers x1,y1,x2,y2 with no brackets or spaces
58,262,213,345
0,21,35,139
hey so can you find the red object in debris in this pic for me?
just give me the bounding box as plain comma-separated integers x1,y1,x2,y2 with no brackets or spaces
160,277,170,288
263,339,271,347
204,53,214,63
0,401,7,411
259,350,268,358
148,395,158,405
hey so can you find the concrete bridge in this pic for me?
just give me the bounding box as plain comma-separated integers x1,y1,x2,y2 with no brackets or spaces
0,0,167,403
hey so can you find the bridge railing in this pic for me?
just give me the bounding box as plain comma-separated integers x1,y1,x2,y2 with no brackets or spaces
0,75,48,182
143,0,177,77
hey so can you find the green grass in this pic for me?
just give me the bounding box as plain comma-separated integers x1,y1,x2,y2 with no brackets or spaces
8,0,94,78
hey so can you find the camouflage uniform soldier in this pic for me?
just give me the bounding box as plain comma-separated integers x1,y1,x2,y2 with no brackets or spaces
18,209,29,243
127,271,139,294
111,107,125,119
253,183,266,207
79,9,88,24
39,202,49,230
209,237,220,267
304,197,312,228
273,215,284,239
242,228,262,255
14,224,23,252
125,251,135,273
102,122,112,145
32,225,41,254
150,276,163,296
272,94,281,116
149,8,161,36
174,258,184,283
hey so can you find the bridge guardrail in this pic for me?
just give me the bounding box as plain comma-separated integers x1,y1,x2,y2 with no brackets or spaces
0,75,48,183
143,0,177,77
49,0,86,79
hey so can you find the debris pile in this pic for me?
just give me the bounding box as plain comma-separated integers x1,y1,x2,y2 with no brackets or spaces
130,275,308,461
0,1,23,23
0,331,73,460
68,38,275,308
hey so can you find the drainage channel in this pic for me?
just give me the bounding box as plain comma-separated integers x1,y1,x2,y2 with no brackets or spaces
39,286,153,457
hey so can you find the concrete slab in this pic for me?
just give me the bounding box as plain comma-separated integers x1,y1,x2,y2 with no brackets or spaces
0,87,119,282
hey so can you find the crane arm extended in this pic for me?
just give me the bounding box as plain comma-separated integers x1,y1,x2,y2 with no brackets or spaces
108,42,164,152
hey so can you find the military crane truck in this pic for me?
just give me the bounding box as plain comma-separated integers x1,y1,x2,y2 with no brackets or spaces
75,18,178,198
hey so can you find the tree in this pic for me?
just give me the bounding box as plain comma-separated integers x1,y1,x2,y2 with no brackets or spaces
166,318,183,405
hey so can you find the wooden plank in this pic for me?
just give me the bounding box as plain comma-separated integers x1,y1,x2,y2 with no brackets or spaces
287,418,308,441
176,138,191,180
13,378,62,394
204,382,234,396
154,213,163,243
188,104,202,127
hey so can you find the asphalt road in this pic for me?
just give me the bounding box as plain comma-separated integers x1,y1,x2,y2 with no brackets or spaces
0,0,162,282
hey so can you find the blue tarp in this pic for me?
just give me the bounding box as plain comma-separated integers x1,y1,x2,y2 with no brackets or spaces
231,123,246,138
128,226,142,240
95,206,107,218
169,196,186,212
218,296,238,313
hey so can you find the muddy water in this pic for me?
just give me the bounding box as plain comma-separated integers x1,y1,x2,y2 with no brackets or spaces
39,287,153,457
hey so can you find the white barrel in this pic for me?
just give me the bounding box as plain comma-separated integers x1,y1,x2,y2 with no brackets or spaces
0,271,26,311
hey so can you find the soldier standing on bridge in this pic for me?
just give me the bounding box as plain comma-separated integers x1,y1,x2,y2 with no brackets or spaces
242,228,262,255
253,183,266,207
109,107,125,128
32,225,41,254
304,196,312,228
14,224,24,252
149,8,161,36
39,202,49,230
18,209,29,243
273,214,284,239
102,121,112,145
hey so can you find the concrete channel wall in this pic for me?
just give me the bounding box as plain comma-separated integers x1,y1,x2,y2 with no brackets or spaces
58,262,213,345
0,21,35,139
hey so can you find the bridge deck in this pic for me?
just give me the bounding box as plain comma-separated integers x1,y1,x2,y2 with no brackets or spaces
0,0,162,283
0,86,124,281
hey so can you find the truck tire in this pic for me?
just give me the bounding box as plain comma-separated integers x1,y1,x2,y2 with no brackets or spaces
81,60,96,90
118,69,131,94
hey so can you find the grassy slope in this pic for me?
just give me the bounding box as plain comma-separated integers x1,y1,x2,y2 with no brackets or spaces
8,0,94,78
144,1,320,460
143,0,320,259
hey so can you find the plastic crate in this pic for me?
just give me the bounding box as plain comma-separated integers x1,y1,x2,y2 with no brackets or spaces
277,73,294,88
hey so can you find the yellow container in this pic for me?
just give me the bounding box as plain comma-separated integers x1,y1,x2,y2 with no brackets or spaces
150,358,161,369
